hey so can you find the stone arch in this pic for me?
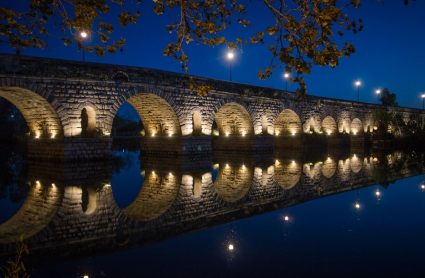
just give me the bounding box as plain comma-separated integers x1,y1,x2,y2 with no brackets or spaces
321,116,337,135
81,106,97,138
192,110,202,136
0,80,64,139
214,102,254,136
0,181,63,243
261,115,269,134
350,118,363,135
122,171,180,222
274,109,302,136
114,86,181,137
274,159,301,189
213,163,253,202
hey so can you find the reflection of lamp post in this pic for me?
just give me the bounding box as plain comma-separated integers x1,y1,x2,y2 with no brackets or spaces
422,94,425,109
81,31,88,62
376,89,381,104
284,73,289,91
355,81,361,102
355,189,360,210
227,52,234,81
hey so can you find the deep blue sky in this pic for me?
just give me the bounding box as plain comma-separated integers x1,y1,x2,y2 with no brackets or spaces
1,1,425,109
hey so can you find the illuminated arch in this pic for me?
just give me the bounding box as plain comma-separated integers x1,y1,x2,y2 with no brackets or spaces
81,106,97,138
0,181,63,243
0,83,64,139
322,116,337,135
274,159,301,189
214,102,254,136
274,109,302,136
213,164,253,202
126,93,181,137
122,171,180,222
192,111,202,136
350,118,363,135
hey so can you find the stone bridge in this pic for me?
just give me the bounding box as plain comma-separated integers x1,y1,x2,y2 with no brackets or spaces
1,54,424,159
0,151,423,266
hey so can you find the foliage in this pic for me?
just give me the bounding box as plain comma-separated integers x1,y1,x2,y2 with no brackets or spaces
0,234,31,278
378,88,398,106
372,108,424,138
112,113,143,136
0,0,415,96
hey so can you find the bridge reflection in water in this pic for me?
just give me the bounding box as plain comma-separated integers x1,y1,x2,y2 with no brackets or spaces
0,149,424,269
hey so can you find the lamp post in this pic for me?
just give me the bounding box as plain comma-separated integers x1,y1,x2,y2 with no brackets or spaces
355,81,361,102
422,94,425,109
284,73,289,91
376,89,381,104
81,31,88,62
227,52,234,81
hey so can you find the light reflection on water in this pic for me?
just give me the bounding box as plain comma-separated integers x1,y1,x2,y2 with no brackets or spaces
0,148,425,278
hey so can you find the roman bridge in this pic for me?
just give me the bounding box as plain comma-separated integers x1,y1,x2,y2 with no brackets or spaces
1,54,424,160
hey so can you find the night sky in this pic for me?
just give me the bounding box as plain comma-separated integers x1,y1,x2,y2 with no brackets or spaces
1,1,425,109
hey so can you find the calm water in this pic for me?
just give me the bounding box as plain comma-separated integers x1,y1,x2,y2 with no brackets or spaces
1,146,425,278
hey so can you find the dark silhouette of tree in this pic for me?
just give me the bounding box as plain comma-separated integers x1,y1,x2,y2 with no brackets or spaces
379,88,398,107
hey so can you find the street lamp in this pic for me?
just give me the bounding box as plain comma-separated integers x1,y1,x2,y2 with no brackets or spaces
284,72,289,91
227,52,234,81
81,31,88,62
355,81,361,102
376,89,381,104
422,94,425,109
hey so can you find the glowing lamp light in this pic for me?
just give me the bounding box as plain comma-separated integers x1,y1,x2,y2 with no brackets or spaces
292,131,295,136
226,164,229,168
355,81,361,86
36,180,40,184
276,131,280,136
226,132,229,137
284,73,289,79
327,130,331,135
242,164,246,170
375,190,380,196
81,32,88,38
51,133,55,139
35,134,40,139
275,159,279,164
169,132,173,137
355,203,360,209
228,244,234,251
169,172,172,176
104,132,111,136
292,160,295,165
104,184,111,187
421,184,425,189
227,52,234,59
152,133,155,137
284,215,289,221
152,171,155,174
242,131,246,136
353,131,357,135
51,183,55,187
